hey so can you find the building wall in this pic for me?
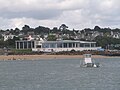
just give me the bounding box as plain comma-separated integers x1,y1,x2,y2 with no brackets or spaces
32,47,101,52
32,40,101,52
16,40,101,52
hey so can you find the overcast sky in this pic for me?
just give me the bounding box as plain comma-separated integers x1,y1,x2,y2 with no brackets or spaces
0,0,120,30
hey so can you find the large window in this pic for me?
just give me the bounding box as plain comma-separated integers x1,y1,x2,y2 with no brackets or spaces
28,41,31,48
72,43,75,47
16,42,19,49
76,43,79,47
91,43,96,47
84,43,90,47
32,41,34,48
80,43,84,47
36,45,41,48
80,43,90,47
57,43,62,48
63,43,67,48
68,43,72,48
49,43,56,48
24,42,27,49
42,43,49,48
20,42,23,49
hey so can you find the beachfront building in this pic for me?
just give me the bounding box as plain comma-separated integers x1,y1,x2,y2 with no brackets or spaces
15,40,101,52
16,40,35,49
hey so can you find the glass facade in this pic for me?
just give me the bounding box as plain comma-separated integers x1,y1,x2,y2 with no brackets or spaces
63,43,67,48
50,43,56,48
24,42,27,48
68,43,72,47
16,42,19,49
57,43,62,48
42,43,49,48
41,42,95,48
20,42,23,49
16,40,97,49
91,43,96,47
28,41,32,48
32,41,34,48
16,41,35,49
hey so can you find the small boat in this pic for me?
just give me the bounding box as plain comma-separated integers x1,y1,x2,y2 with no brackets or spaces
80,54,100,68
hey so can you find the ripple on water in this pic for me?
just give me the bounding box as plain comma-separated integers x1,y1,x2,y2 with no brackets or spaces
0,58,120,90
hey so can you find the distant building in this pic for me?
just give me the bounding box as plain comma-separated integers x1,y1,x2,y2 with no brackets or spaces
15,40,101,52
112,33,120,39
3,34,15,41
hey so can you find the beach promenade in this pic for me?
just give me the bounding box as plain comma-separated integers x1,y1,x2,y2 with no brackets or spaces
0,55,116,60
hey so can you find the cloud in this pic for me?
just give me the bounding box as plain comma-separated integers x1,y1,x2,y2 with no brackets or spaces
0,0,120,29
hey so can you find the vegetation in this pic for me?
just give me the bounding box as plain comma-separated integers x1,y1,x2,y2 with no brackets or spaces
0,24,120,50
8,49,44,55
0,36,20,48
47,35,57,41
95,36,120,49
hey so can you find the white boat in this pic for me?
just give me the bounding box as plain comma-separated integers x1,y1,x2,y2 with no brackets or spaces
80,54,100,68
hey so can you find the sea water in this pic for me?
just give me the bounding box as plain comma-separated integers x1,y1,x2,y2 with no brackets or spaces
0,57,120,90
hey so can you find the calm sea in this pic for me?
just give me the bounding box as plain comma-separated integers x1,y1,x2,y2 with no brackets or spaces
0,57,120,90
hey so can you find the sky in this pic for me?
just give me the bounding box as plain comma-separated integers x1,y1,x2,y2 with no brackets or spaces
0,0,120,30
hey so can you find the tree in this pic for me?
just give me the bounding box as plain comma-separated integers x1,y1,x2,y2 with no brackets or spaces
21,25,32,34
95,36,120,49
59,24,68,31
6,36,20,48
47,35,57,41
94,26,101,31
22,25,30,31
14,28,20,35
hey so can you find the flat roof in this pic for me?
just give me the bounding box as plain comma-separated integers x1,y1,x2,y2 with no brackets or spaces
16,40,96,43
38,40,96,43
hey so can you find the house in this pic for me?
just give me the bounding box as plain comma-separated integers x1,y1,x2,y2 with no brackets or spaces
112,32,120,39
3,34,15,41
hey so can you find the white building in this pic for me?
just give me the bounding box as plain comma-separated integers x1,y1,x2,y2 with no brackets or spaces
3,34,15,41
16,40,101,52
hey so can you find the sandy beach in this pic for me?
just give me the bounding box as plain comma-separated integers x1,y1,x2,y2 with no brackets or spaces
0,54,119,60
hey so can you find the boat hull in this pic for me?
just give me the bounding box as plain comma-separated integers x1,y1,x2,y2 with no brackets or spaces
81,63,100,68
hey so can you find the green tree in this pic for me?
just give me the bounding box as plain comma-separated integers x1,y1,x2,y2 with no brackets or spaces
6,36,20,48
95,36,120,49
59,24,68,31
47,35,57,41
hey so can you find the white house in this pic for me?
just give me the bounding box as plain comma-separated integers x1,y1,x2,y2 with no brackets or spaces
3,34,15,41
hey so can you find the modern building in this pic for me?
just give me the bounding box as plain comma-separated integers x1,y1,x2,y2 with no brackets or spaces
16,40,35,49
15,40,101,52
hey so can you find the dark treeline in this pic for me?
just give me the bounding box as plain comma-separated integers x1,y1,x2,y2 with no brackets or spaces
1,24,120,35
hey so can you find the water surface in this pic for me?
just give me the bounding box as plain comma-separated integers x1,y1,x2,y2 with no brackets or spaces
0,58,120,90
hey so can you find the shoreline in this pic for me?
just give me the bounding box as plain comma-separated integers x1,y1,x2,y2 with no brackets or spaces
0,55,119,61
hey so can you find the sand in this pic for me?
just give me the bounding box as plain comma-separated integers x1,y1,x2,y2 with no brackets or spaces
0,54,118,61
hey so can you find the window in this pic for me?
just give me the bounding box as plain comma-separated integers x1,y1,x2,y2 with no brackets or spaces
28,41,31,48
91,43,96,47
32,41,34,48
36,45,41,48
68,43,72,48
16,42,19,49
63,43,67,48
42,43,49,48
24,42,27,48
49,43,56,48
20,42,23,49
80,43,84,47
57,43,62,48
72,43,75,47
84,43,90,47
